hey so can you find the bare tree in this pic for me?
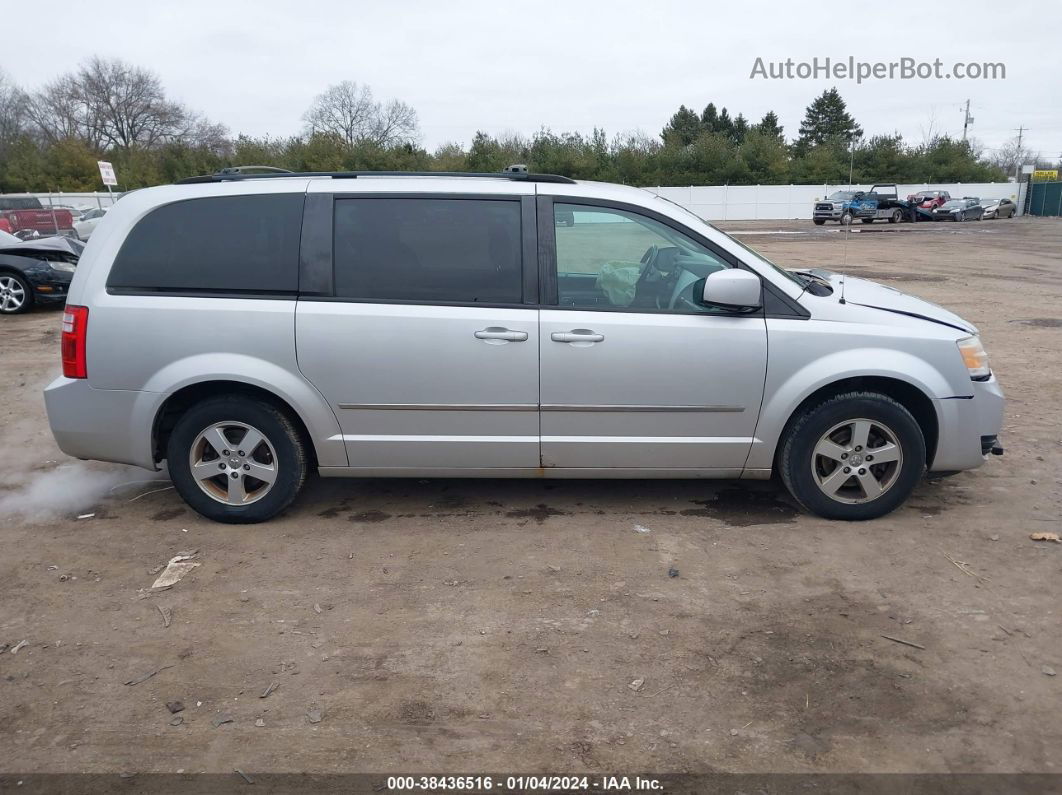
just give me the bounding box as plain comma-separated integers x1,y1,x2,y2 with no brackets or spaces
991,135,1035,177
303,80,418,146
24,57,227,153
24,72,98,146
370,98,418,147
0,69,28,152
76,57,189,149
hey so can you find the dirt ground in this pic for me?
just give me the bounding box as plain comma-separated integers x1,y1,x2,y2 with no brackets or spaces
1,217,1060,777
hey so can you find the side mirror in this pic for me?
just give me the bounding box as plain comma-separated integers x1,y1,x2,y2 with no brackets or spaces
702,269,762,309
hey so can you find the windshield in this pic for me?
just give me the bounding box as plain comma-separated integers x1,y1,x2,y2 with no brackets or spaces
652,194,805,287
645,195,802,288
940,200,963,209
827,191,855,201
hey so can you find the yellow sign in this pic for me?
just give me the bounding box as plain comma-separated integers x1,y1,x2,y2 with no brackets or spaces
1033,169,1059,181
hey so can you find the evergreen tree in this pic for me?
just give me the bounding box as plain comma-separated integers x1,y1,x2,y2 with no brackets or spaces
700,103,719,132
795,88,863,152
731,113,749,145
716,107,733,139
756,111,784,142
661,105,702,146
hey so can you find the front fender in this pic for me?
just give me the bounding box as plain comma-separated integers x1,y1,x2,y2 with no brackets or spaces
746,346,954,471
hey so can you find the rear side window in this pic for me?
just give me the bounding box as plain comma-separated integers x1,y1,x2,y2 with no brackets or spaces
107,194,303,294
333,198,522,304
0,197,43,210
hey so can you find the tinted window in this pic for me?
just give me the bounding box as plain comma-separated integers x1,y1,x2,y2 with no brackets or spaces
553,203,730,313
333,198,522,303
107,194,303,293
0,198,43,210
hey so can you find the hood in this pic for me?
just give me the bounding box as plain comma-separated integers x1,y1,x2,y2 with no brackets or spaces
0,235,84,258
804,269,976,334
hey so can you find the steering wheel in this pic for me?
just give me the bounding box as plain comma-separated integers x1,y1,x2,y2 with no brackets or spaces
637,245,691,309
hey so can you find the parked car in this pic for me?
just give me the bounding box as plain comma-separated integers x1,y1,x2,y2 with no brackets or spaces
907,190,951,210
0,235,83,314
932,198,983,222
981,198,1016,219
44,170,1004,524
0,196,75,238
74,207,109,240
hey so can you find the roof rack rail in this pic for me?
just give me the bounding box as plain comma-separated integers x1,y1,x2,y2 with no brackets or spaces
175,167,577,185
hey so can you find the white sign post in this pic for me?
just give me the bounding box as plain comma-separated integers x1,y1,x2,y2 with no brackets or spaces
98,161,117,203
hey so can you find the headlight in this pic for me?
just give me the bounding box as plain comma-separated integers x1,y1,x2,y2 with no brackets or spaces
957,335,990,379
49,260,76,273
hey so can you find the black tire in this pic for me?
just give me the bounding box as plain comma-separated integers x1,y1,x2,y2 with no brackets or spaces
840,211,853,226
0,271,33,315
813,219,826,226
889,209,903,224
779,391,926,520
167,395,308,523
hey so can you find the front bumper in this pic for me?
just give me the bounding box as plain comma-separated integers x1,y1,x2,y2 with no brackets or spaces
930,375,1005,472
25,265,73,304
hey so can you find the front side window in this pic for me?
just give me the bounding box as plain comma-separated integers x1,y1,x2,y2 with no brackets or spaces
107,194,303,293
553,203,731,313
333,198,522,304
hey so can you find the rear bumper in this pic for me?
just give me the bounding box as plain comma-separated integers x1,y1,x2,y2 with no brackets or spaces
43,377,159,470
929,376,1005,472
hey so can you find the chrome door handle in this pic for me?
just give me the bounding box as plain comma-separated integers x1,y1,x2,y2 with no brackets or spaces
551,330,605,343
474,327,528,343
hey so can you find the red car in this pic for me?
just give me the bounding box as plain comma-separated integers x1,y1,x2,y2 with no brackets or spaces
0,197,75,238
907,190,951,210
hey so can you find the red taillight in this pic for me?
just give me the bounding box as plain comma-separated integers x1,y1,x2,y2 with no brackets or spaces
61,305,88,379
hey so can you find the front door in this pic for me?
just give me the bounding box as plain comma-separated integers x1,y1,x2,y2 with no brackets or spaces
296,194,539,470
539,200,768,472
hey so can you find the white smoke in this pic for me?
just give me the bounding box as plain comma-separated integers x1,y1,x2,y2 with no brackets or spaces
0,416,166,523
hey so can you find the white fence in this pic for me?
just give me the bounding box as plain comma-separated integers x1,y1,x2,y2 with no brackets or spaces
5,183,1026,221
646,182,1024,221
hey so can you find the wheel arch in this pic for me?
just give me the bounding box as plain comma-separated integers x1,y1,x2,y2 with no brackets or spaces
771,376,939,470
152,380,321,470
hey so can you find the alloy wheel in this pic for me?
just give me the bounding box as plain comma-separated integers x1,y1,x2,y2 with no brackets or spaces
189,421,278,505
811,418,903,504
0,276,26,313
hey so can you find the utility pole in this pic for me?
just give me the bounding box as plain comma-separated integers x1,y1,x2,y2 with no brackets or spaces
1014,125,1027,180
961,100,973,141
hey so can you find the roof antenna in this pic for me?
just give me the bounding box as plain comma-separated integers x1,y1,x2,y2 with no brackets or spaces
839,137,856,304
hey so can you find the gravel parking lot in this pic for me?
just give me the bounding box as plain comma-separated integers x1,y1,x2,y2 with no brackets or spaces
1,217,1060,776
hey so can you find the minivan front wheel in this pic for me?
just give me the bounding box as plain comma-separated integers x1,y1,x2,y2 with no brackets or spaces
779,392,925,520
167,396,308,523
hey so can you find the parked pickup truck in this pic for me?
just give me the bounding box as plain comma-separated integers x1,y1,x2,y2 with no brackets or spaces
0,197,75,238
813,184,909,225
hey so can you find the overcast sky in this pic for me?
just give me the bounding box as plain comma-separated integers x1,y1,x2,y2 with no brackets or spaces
6,0,1061,159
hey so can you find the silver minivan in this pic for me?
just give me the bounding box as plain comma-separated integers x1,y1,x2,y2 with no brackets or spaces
44,170,1004,523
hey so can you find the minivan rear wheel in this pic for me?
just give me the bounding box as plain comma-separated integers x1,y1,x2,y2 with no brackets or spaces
167,396,308,523
779,391,925,520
